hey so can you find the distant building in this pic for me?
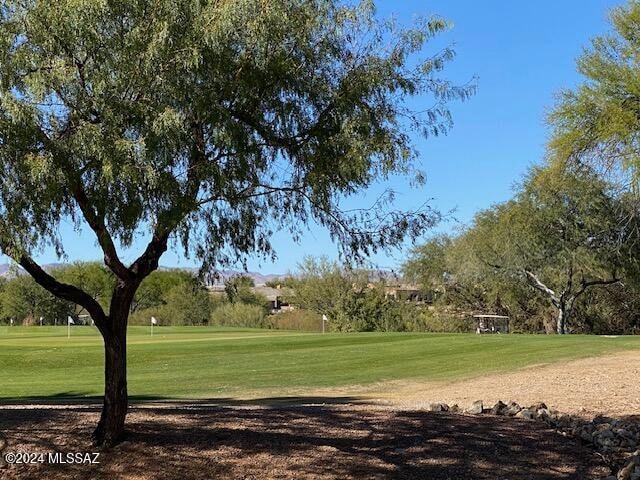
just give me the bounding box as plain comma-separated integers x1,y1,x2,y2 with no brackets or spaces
379,283,432,302
206,285,226,295
206,284,293,313
252,286,294,313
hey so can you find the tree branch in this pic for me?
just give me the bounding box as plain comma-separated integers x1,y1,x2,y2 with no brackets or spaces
18,255,108,331
130,121,207,279
69,180,133,281
575,275,620,298
524,270,560,307
32,125,132,281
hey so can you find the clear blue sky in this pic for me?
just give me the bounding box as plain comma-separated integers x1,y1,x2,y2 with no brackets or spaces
8,0,621,274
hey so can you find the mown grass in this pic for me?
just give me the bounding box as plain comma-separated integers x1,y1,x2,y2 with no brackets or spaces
1,326,639,401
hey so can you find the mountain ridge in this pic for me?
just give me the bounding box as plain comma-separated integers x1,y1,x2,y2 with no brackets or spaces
0,263,287,286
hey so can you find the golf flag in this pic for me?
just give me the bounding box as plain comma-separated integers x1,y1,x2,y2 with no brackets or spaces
151,317,158,325
67,316,75,325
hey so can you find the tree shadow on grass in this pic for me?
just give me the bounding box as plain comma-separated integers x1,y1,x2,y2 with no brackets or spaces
0,398,610,480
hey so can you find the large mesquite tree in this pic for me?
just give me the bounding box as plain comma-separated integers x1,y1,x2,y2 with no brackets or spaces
463,164,627,334
0,0,472,446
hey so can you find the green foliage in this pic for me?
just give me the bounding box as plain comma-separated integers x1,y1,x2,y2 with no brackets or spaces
54,262,114,311
129,273,212,325
404,163,639,333
210,302,268,328
549,0,640,182
0,274,72,324
414,310,476,333
0,262,212,326
158,282,212,326
291,256,420,332
403,234,451,295
132,270,195,312
222,275,270,314
269,309,323,332
0,0,472,273
291,257,354,324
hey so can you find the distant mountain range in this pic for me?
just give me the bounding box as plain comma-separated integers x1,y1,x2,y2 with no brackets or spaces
0,263,287,286
159,267,288,286
0,263,402,286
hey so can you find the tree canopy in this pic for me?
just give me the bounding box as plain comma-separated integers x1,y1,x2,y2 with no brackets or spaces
0,0,472,279
404,163,637,334
549,0,640,186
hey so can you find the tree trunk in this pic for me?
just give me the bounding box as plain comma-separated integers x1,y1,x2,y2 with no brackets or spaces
556,302,573,335
93,322,128,447
93,283,138,447
556,308,566,335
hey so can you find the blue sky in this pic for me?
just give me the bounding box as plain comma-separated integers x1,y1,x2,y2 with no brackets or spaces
8,0,621,273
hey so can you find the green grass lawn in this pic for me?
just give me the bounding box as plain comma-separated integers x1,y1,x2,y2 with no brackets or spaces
1,326,639,401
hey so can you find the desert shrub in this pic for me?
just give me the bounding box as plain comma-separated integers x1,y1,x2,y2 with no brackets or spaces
162,282,212,325
269,309,323,331
210,302,268,328
413,309,475,333
129,282,212,326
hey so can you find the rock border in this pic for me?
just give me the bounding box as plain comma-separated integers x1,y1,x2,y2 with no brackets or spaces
428,401,640,480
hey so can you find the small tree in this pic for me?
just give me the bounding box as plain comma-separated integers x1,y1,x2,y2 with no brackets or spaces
0,1,472,445
224,274,257,304
162,281,212,326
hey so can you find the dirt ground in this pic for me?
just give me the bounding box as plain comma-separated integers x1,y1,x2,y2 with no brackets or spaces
0,406,610,480
2,351,638,480
376,350,640,417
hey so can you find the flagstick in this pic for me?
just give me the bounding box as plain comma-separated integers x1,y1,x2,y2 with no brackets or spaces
67,321,70,339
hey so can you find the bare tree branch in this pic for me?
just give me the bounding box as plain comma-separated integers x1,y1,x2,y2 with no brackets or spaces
524,270,560,307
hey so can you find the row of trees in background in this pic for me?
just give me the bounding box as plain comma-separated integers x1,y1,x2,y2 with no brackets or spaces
0,259,435,333
5,165,640,336
0,265,214,326
403,162,640,334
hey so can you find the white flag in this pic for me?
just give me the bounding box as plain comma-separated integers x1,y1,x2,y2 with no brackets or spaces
67,316,75,325
322,314,328,322
151,317,158,325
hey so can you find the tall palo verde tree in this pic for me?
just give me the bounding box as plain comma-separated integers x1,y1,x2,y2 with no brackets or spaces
0,0,473,446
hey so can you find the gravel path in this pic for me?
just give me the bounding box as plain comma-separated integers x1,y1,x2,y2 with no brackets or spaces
0,406,609,480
